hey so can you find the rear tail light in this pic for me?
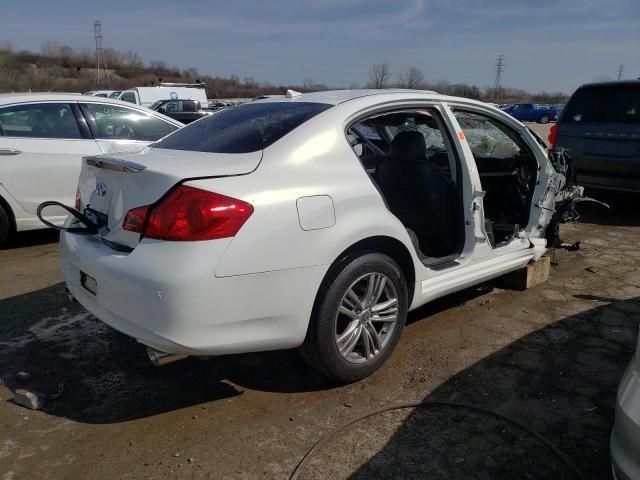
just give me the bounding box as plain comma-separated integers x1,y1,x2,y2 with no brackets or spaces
122,205,150,233
548,124,558,150
123,185,253,241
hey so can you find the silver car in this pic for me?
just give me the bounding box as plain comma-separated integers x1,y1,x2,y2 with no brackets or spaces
612,328,640,480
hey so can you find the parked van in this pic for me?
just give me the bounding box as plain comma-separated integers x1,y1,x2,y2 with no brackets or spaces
117,84,208,108
550,80,640,191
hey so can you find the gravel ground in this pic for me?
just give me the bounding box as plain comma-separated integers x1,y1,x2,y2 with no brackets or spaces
1,126,638,479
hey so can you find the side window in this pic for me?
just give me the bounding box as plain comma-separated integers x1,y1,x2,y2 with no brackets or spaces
120,92,136,104
164,101,179,113
0,103,81,139
84,103,179,142
182,101,196,112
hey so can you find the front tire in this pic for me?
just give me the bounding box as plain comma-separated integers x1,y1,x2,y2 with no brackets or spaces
539,114,550,124
301,252,408,383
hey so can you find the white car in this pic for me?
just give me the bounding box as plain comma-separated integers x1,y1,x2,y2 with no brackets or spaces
612,328,640,480
0,93,182,244
84,90,120,98
58,89,568,382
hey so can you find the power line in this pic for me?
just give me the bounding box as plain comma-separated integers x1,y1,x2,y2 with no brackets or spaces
617,64,625,80
94,20,110,86
494,54,505,100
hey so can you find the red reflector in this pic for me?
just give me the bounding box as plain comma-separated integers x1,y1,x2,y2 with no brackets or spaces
140,186,253,241
123,205,150,233
548,124,558,150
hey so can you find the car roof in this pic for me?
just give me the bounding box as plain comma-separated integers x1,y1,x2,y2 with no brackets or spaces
0,92,183,126
577,79,640,89
252,89,505,114
0,92,142,106
255,89,443,106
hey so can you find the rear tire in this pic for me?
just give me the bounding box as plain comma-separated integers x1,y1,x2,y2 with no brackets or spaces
539,114,550,124
300,252,408,383
0,204,10,247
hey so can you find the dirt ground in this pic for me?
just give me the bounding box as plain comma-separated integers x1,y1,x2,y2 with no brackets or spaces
1,124,638,479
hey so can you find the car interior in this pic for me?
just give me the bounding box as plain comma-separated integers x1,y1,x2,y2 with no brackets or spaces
347,108,540,267
347,109,465,268
453,110,538,246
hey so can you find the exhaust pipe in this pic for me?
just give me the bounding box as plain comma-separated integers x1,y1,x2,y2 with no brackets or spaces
146,347,188,366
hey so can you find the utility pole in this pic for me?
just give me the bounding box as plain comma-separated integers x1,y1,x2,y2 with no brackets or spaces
617,64,625,80
94,20,110,86
494,54,505,100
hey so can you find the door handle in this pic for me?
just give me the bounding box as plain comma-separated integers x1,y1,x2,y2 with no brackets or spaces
0,149,22,156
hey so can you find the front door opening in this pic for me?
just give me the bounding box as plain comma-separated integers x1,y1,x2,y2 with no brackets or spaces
454,110,539,247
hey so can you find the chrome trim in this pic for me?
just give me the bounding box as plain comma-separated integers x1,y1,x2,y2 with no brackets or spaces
146,347,188,366
84,155,146,173
0,148,22,155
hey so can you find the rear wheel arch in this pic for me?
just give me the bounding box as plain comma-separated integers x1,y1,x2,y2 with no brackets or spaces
314,235,416,318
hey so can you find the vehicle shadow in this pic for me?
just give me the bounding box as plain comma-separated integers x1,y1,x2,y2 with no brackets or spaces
337,296,640,480
0,280,492,425
2,228,59,250
0,282,334,424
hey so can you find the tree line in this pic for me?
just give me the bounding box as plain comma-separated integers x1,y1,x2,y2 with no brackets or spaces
0,42,567,103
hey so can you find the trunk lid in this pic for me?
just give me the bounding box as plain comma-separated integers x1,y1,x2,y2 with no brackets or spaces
77,147,262,249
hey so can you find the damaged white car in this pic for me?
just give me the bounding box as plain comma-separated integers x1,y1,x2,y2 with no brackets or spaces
45,89,583,382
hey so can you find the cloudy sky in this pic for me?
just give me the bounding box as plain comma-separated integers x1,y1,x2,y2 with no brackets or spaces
1,0,638,93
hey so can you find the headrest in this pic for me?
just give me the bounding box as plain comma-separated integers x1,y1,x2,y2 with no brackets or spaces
389,130,426,163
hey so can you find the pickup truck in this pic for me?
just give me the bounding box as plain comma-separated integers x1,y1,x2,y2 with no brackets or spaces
150,99,213,125
500,103,558,124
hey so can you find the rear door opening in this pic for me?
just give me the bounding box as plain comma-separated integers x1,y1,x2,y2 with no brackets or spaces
348,108,465,268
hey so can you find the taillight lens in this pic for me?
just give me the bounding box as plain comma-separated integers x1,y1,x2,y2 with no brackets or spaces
122,205,150,233
548,124,558,150
123,185,253,241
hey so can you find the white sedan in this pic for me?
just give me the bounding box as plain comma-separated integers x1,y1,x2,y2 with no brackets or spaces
58,89,568,382
0,93,182,244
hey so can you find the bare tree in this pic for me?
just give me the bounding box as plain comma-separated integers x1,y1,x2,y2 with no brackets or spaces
368,62,391,89
183,67,200,82
123,50,144,68
399,66,425,89
40,41,61,57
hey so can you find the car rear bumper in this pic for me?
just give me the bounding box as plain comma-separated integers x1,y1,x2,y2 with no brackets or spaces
60,231,325,356
611,362,640,480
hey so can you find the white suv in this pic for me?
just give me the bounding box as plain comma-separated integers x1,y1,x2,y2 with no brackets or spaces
57,89,567,382
0,93,182,244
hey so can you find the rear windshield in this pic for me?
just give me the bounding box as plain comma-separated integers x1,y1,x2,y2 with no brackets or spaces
154,101,332,153
561,85,640,124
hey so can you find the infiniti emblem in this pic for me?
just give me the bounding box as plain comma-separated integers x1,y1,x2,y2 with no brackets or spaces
95,182,107,197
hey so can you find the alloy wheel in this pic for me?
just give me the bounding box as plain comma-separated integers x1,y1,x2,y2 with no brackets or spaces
334,272,399,364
